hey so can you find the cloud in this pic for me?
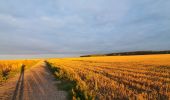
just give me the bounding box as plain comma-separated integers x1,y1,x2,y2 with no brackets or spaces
0,0,170,55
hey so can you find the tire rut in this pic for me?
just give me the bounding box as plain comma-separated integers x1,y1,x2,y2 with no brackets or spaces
0,61,67,100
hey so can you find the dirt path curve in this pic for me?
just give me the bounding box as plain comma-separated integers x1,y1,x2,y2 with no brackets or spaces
0,61,67,100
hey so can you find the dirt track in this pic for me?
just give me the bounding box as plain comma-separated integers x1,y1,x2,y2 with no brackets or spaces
0,61,67,100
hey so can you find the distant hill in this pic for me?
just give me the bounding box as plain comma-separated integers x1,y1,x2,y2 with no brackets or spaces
80,50,170,57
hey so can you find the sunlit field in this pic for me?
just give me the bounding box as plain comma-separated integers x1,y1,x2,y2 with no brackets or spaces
48,54,170,100
0,59,40,83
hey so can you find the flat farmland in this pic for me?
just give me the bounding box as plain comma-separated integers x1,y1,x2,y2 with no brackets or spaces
0,59,40,83
48,54,170,100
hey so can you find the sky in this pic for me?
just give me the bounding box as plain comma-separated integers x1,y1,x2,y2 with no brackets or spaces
0,0,170,56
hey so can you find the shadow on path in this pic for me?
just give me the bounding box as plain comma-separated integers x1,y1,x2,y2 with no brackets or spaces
12,65,25,100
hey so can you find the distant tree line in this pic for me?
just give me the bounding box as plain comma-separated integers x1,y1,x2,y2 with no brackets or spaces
80,50,170,57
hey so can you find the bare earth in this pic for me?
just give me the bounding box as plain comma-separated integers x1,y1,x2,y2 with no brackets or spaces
0,61,67,100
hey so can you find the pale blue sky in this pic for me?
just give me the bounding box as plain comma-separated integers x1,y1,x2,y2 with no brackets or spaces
0,0,170,55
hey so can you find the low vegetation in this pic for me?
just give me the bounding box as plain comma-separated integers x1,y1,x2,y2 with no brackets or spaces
48,54,170,100
0,59,40,84
46,61,93,100
81,50,170,57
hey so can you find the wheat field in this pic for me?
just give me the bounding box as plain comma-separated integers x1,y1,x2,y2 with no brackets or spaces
0,59,40,83
48,54,170,100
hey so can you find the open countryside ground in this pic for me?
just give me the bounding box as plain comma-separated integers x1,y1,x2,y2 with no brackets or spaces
0,60,67,100
0,54,170,100
48,54,170,100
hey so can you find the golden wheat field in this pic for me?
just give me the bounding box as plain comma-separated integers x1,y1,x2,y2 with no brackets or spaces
0,59,40,83
48,54,170,100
